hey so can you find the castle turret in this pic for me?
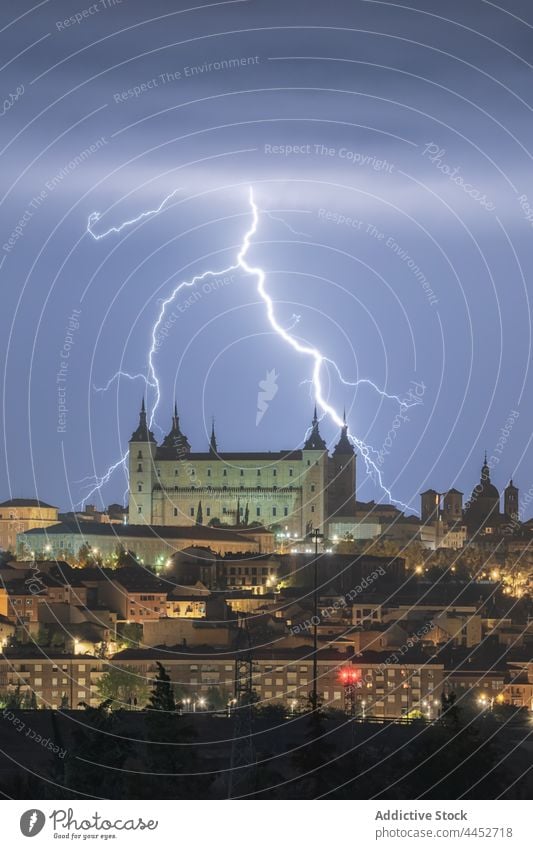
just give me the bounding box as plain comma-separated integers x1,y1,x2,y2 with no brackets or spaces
327,409,356,520
158,402,191,458
128,399,156,524
302,406,328,534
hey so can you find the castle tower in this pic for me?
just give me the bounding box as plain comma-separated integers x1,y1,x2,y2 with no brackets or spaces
128,399,156,524
420,489,440,523
302,406,328,534
327,410,356,521
504,480,519,521
442,488,463,524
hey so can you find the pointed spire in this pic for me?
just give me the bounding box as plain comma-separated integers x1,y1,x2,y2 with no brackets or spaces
160,400,190,456
334,408,354,455
209,417,218,454
304,405,326,450
130,397,155,443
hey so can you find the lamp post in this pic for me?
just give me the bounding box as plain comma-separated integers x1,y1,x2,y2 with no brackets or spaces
311,527,324,713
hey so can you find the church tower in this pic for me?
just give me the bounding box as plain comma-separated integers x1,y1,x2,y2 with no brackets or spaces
128,399,156,524
504,480,519,522
327,410,356,520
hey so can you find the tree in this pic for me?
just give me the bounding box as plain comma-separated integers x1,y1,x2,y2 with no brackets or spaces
116,622,142,648
62,701,133,798
97,665,149,710
148,662,175,713
22,690,38,709
205,685,231,711
196,500,203,525
6,684,22,709
115,546,139,567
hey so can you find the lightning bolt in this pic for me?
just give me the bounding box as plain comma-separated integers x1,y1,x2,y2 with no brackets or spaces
87,187,182,239
28,812,38,833
239,189,410,509
84,187,413,509
93,371,157,393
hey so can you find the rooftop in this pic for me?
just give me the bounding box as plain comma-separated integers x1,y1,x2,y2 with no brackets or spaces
0,498,57,510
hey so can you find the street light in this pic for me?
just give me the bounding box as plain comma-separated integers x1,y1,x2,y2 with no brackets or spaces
311,527,324,713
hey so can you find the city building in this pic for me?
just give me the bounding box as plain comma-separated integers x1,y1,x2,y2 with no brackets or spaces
421,456,520,543
0,498,59,553
0,651,103,709
17,520,269,564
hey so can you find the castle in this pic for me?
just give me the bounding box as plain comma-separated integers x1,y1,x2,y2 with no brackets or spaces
128,401,357,536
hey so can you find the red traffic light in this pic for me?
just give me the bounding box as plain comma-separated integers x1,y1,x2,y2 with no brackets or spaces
339,667,361,684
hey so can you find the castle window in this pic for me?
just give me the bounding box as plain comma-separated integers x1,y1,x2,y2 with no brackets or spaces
206,507,211,517
272,507,277,517
137,464,142,472
240,469,244,476
138,507,142,514
137,451,142,459
156,469,160,477
175,469,179,476
137,484,143,492
223,507,227,515
207,469,211,477
257,469,261,476
311,484,315,492
273,469,277,477
284,507,288,516
311,506,315,513
307,460,310,466
190,507,194,517
289,469,293,477
173,508,177,516
256,507,261,517
223,469,227,477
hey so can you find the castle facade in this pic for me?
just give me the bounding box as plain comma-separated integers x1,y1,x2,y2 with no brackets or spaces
128,402,357,536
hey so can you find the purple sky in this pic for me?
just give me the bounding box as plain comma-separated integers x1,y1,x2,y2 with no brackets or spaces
1,0,532,516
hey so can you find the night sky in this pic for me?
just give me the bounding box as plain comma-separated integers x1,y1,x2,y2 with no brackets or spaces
1,0,532,515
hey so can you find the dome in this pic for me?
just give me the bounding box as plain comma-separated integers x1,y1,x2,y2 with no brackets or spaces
473,479,499,501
